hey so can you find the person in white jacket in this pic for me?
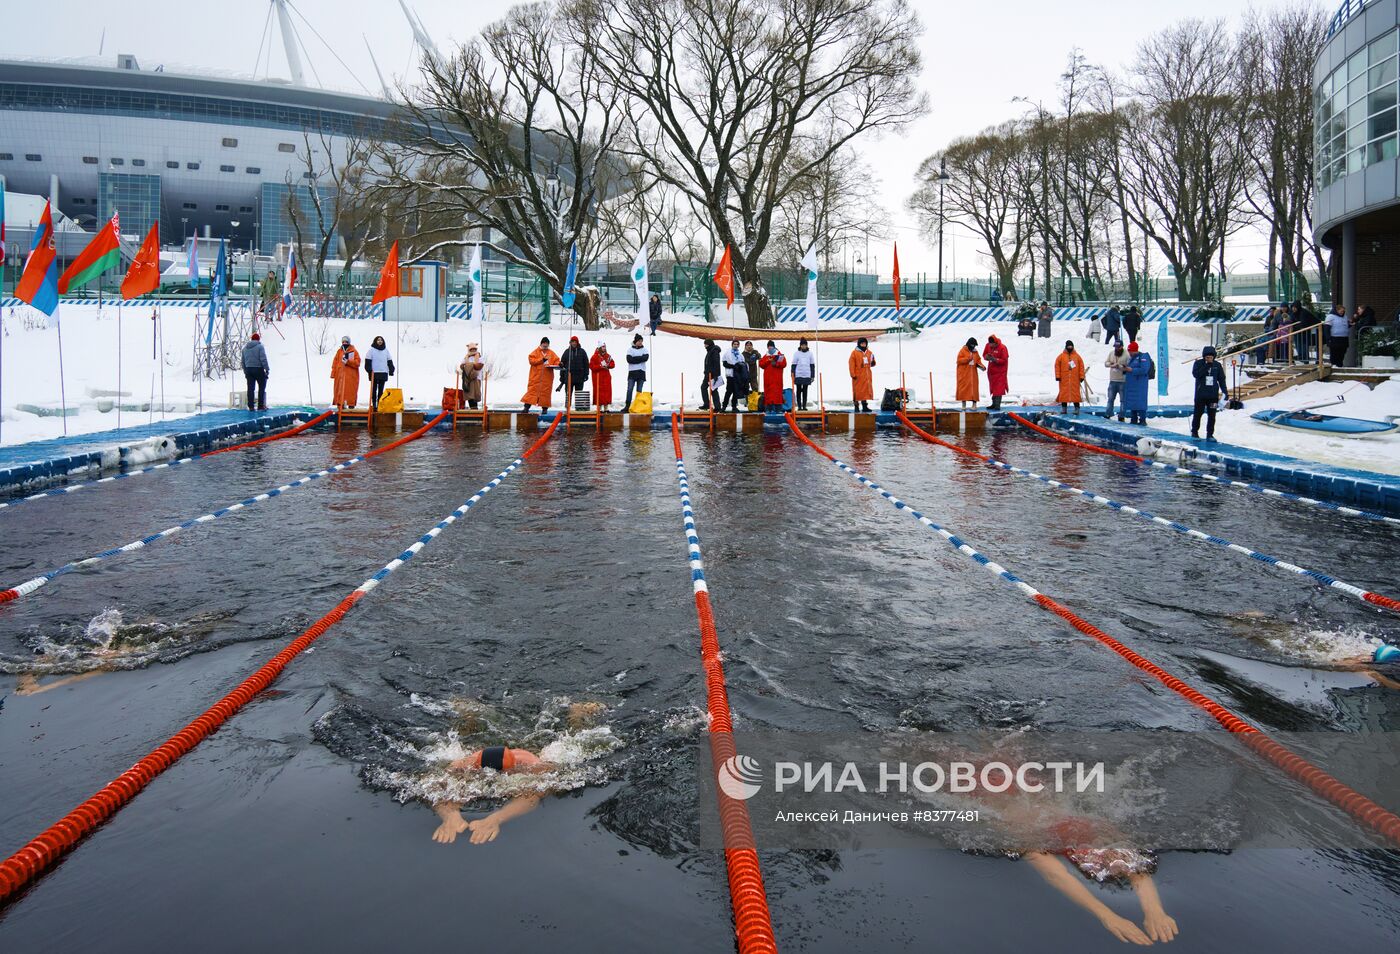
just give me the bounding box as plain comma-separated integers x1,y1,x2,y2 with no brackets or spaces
791,338,817,410
364,335,396,410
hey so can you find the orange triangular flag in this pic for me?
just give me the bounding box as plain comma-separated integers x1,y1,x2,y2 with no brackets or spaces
121,223,161,300
713,244,734,307
892,242,901,312
371,240,400,305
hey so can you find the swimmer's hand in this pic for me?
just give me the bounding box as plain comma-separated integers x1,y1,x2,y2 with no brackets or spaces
467,817,501,844
1142,910,1178,943
432,803,468,845
1098,912,1152,946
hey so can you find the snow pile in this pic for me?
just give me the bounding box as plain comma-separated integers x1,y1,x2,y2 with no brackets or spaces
1,302,1395,475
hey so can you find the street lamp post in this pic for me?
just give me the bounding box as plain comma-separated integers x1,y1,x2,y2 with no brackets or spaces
936,157,950,301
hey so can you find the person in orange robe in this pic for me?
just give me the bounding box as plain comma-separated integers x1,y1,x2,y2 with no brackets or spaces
848,337,876,412
521,337,559,412
330,336,361,408
757,340,787,409
590,343,616,412
1054,341,1086,415
955,337,986,408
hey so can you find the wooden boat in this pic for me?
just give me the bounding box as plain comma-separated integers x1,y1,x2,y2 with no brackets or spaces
657,319,898,343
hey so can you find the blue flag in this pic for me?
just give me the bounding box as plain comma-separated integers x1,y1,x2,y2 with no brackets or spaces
560,242,578,309
206,239,226,344
1156,310,1170,398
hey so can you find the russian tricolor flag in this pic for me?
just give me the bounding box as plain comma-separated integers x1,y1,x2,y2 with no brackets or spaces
280,245,298,316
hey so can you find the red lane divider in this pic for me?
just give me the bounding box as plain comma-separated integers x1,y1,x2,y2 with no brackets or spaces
204,408,335,456
895,411,989,463
670,415,779,954
784,414,1400,848
1007,411,1147,462
0,416,559,905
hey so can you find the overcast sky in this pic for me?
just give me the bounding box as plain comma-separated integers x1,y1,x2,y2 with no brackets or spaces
5,0,1297,279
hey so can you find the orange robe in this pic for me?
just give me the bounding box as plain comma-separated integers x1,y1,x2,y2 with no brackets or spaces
955,347,986,402
521,347,559,408
848,347,876,402
1054,351,1086,404
331,346,361,408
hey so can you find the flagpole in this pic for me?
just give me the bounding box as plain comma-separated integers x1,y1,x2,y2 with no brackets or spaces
56,303,68,436
158,304,166,422
117,299,123,431
300,314,313,406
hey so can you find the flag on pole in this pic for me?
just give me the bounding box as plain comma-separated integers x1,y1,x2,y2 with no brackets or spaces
800,244,820,330
1156,312,1170,398
892,242,902,312
15,199,59,316
121,223,161,300
469,243,484,324
713,244,735,308
58,210,121,293
187,235,199,288
371,240,400,305
0,174,7,266
206,239,227,344
560,242,578,310
280,245,298,316
632,245,649,324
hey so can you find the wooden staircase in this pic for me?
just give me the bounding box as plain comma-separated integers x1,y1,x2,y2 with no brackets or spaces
1236,364,1331,401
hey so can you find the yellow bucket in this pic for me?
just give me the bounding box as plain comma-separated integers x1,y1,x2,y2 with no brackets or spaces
629,392,653,414
377,388,404,413
747,391,760,411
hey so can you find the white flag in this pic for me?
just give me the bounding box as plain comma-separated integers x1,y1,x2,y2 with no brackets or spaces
632,245,649,325
801,244,820,330
469,243,484,330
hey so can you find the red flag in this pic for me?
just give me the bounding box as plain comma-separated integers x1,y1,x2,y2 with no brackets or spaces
371,240,400,305
121,223,161,300
892,242,901,312
713,244,735,308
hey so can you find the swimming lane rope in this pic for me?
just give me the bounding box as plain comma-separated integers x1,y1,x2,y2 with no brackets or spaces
0,411,445,606
898,413,1400,616
785,413,1400,848
0,409,335,513
0,415,561,905
1007,411,1400,528
670,414,779,954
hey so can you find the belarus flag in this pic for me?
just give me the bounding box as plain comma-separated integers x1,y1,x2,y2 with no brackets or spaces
280,245,298,316
59,210,121,293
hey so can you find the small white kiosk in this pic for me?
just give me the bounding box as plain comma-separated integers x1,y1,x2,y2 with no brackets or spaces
382,260,448,322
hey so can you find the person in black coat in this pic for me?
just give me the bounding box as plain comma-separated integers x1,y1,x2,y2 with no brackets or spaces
559,336,590,407
700,339,722,410
649,294,663,335
1190,345,1230,440
1120,306,1142,344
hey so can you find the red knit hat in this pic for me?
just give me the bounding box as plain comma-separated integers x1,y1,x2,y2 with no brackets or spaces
1128,342,1139,352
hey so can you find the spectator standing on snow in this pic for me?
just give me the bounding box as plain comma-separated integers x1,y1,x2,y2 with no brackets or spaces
559,336,590,408
1054,341,1086,416
1121,306,1142,344
849,337,877,413
1037,301,1054,338
1123,342,1154,426
758,340,787,411
521,337,559,413
331,336,360,409
1190,345,1229,441
1326,303,1351,367
365,335,395,410
649,294,663,336
1103,342,1131,422
258,270,280,319
241,332,270,411
721,339,749,412
1291,300,1316,361
700,339,722,410
791,338,816,411
984,335,1010,410
460,343,484,409
623,334,648,411
743,341,761,400
1101,305,1123,346
1256,307,1278,365
590,343,615,412
955,337,986,409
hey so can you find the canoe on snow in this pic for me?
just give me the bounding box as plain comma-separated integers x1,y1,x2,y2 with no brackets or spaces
1251,409,1399,438
657,319,897,342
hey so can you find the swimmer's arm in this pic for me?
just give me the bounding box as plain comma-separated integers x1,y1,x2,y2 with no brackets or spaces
1367,669,1400,691
1130,872,1178,942
1024,852,1151,946
468,794,541,844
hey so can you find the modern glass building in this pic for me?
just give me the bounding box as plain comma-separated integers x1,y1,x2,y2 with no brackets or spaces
259,182,338,254
1314,0,1400,329
0,55,397,254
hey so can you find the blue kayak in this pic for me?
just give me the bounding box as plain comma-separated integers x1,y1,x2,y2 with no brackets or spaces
1252,409,1399,437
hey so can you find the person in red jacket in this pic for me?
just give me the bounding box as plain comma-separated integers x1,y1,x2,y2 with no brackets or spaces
983,334,1010,410
589,343,616,412
757,340,788,411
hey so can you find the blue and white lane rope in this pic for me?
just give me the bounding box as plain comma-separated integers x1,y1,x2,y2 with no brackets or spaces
1011,412,1400,528
675,457,708,596
0,411,447,605
901,414,1400,616
0,410,334,514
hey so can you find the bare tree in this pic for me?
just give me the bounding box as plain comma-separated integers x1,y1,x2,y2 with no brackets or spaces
771,136,889,272
283,128,381,291
575,0,926,327
374,1,621,329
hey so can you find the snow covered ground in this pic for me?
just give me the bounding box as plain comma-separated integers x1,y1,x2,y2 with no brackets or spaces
1,301,1396,475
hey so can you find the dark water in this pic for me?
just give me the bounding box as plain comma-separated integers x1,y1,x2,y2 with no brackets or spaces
1,425,1398,951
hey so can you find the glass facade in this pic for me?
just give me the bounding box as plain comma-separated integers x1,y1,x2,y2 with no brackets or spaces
1315,27,1399,189
259,181,336,255
98,171,162,237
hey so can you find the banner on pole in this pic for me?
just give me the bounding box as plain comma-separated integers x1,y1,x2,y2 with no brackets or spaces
800,244,819,330
561,242,577,310
632,245,649,325
469,243,484,325
1156,315,1170,397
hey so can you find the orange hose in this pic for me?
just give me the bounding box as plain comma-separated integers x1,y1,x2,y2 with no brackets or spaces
1006,411,1146,462
896,411,988,463
671,414,779,954
204,408,334,456
0,414,558,904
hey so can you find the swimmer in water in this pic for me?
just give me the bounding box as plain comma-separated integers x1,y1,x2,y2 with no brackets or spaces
1332,643,1400,690
1023,843,1177,945
431,746,549,845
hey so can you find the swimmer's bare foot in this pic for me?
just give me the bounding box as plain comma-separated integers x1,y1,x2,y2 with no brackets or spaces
1098,912,1152,945
1143,910,1178,943
432,803,468,844
568,701,606,729
15,672,102,696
